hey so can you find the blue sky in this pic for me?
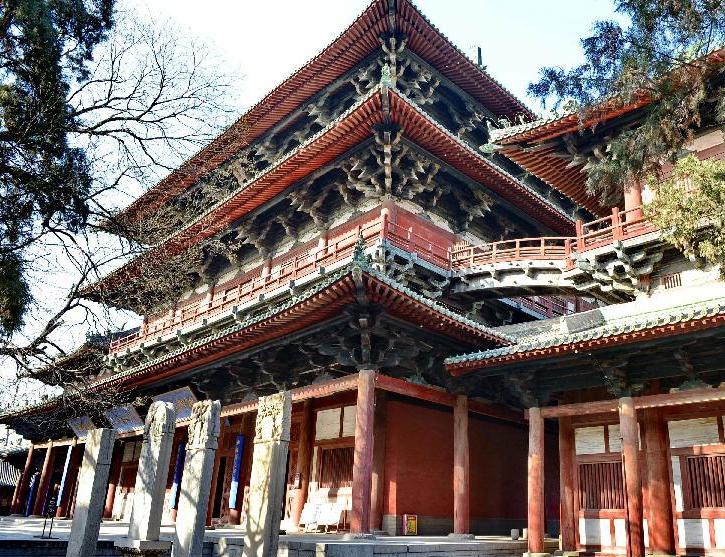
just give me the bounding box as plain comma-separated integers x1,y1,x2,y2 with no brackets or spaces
135,0,624,116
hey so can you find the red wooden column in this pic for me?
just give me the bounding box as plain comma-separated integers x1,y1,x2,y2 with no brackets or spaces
10,444,35,515
206,449,222,526
453,395,470,535
31,442,55,516
350,369,376,534
642,408,676,556
559,417,577,552
624,181,643,220
370,391,387,532
619,396,645,557
528,407,546,555
103,442,123,518
289,400,314,530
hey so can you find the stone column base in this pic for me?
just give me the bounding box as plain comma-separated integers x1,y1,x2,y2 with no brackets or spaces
115,539,172,556
342,533,376,540
447,533,475,540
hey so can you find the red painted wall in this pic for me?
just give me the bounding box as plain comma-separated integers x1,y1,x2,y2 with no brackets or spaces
384,398,454,518
384,396,560,526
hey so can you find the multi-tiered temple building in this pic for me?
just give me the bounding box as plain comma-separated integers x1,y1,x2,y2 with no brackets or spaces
3,2,725,556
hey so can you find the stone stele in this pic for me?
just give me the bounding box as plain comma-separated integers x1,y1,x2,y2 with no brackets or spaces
171,400,221,557
116,401,176,556
65,428,116,557
243,391,292,557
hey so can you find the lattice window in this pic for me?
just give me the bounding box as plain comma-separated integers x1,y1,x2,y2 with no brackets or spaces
662,272,682,289
319,446,354,489
578,461,625,509
686,455,725,508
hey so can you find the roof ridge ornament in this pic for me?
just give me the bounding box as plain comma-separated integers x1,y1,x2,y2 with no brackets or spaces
352,232,372,268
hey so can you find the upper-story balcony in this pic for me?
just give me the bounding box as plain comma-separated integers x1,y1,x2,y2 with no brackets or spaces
109,203,657,355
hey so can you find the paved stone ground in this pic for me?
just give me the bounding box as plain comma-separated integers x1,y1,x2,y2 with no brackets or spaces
0,517,559,553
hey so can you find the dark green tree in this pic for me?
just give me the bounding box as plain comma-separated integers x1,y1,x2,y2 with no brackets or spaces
1,1,233,340
1,0,114,333
528,0,725,273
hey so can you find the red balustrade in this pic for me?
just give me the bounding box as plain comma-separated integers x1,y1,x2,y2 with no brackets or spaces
110,206,456,353
450,237,573,270
110,204,655,354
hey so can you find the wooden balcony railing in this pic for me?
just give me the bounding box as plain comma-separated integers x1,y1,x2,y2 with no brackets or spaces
450,237,573,270
109,204,656,354
110,206,454,353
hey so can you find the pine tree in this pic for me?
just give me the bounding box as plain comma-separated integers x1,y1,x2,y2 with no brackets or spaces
528,0,725,269
0,0,114,333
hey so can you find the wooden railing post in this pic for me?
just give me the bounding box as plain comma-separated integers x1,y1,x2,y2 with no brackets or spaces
564,239,573,270
612,207,623,240
576,219,585,251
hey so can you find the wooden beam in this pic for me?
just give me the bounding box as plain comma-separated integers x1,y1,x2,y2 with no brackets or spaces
530,387,725,419
374,373,524,424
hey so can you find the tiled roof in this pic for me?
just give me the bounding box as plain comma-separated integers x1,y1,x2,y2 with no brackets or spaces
387,89,574,226
489,115,566,143
119,0,533,224
84,85,573,298
446,287,725,370
3,252,509,421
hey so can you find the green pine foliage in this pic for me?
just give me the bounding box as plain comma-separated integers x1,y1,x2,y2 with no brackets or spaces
645,155,725,270
529,0,725,267
0,0,115,335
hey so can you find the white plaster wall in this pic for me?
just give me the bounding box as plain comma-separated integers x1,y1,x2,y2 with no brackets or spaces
341,405,356,437
669,417,720,448
678,518,710,549
671,456,684,512
714,519,725,548
608,424,622,453
579,517,611,547
613,518,627,547
575,426,606,455
315,408,341,440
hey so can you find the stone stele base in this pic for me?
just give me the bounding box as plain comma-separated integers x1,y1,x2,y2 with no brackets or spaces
114,539,172,556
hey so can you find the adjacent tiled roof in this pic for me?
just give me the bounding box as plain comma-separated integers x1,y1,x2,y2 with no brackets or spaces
446,288,725,374
119,0,533,224
491,48,725,214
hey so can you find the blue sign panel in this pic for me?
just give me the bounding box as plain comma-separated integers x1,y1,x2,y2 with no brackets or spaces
105,405,144,433
228,434,245,509
67,416,95,440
